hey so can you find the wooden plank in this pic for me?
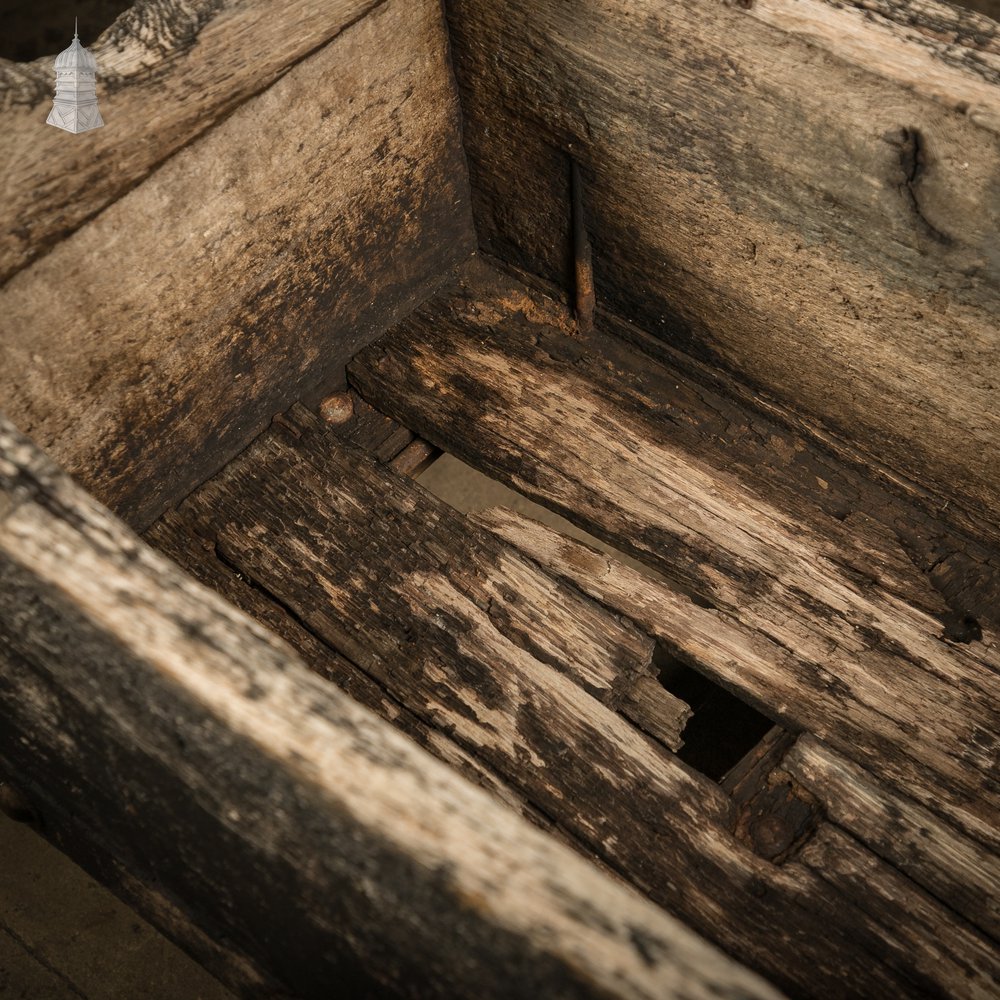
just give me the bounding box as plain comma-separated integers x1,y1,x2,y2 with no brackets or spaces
445,0,1000,522
156,403,995,998
0,413,781,1000
0,0,474,529
0,0,381,282
349,279,1000,851
785,735,1000,937
147,507,544,821
792,825,1000,995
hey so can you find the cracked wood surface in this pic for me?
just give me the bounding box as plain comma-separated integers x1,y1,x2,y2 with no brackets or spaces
349,264,1000,856
148,401,996,997
785,735,1000,937
0,412,784,1000
446,0,1000,523
0,0,474,529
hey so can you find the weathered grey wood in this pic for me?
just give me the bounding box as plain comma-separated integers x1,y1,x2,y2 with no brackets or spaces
349,272,1000,852
0,413,782,1000
792,824,1000,996
155,402,997,998
0,0,474,529
147,503,543,821
0,0,382,282
445,0,1000,523
785,735,1000,938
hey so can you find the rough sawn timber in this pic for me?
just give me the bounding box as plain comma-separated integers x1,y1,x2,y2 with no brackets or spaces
0,0,474,529
148,402,997,998
0,412,784,1000
349,271,1000,853
445,0,1000,522
0,0,379,282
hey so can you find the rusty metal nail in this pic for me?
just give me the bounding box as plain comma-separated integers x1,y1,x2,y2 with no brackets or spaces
319,392,354,426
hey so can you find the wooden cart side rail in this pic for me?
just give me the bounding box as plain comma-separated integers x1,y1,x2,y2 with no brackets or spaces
0,414,782,1000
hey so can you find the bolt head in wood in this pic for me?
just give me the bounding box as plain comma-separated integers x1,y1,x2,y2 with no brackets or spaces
318,392,354,426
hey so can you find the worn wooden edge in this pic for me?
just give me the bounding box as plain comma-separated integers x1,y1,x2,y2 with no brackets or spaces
785,735,1000,939
0,413,783,1000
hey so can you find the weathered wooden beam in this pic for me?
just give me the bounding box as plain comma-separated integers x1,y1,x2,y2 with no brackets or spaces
0,412,781,1000
792,825,1000,991
152,401,997,997
348,269,1000,853
785,735,1000,937
0,0,381,282
445,0,1000,522
0,0,474,529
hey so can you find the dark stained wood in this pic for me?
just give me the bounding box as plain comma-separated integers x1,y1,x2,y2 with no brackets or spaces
0,412,778,1000
445,0,1000,523
792,824,1000,991
348,264,1000,854
148,401,999,997
147,512,538,820
0,0,475,529
786,735,1000,938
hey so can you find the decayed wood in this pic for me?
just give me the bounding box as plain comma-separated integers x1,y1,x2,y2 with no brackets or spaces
0,413,782,1000
792,825,1000,995
785,735,1000,937
148,505,543,821
446,0,1000,522
349,274,1000,853
0,0,474,528
152,402,1000,998
0,0,381,282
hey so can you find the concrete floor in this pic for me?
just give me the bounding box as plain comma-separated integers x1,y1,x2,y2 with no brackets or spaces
0,455,648,998
0,811,233,999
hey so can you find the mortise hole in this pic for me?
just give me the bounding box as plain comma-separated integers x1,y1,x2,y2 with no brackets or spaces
1,0,134,62
654,645,774,782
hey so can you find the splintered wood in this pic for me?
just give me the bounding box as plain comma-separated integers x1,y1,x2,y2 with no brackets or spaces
350,267,1000,854
0,413,781,1000
147,390,999,994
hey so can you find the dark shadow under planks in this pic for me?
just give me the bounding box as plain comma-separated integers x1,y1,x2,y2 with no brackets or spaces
146,401,997,998
348,260,1000,856
0,0,475,530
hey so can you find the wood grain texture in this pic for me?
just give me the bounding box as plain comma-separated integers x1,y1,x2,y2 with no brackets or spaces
792,824,1000,995
0,413,781,1000
152,402,998,998
0,0,382,282
349,269,1000,852
786,735,1000,937
0,0,474,529
445,0,1000,522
